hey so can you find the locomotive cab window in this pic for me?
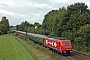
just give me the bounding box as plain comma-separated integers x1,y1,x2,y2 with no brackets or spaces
63,42,70,45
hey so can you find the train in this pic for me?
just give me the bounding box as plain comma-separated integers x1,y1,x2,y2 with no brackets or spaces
13,30,73,55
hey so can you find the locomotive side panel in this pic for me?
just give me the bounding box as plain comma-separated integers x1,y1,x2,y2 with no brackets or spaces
44,37,59,50
44,37,73,54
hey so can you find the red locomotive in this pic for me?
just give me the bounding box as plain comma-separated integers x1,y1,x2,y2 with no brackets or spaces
44,36,72,54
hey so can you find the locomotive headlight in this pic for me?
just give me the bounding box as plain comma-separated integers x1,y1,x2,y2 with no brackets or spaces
63,51,66,53
70,51,73,53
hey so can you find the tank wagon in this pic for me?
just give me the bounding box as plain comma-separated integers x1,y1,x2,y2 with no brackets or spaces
13,30,72,55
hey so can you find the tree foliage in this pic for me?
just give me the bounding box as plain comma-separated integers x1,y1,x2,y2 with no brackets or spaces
0,24,6,34
17,21,42,34
0,16,9,34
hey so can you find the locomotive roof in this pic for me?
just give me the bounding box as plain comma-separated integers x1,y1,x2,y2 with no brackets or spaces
47,37,67,41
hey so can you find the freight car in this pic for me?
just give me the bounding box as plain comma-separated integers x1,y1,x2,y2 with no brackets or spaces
13,30,72,55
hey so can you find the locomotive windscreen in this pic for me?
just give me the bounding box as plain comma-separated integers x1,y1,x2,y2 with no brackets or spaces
63,42,71,45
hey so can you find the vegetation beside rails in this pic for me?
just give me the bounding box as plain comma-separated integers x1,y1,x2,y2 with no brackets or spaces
12,33,68,60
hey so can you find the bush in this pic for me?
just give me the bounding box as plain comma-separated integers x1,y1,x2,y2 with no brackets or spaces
0,31,3,35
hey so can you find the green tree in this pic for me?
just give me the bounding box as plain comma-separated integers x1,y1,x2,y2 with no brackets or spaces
19,21,30,31
78,24,90,42
73,24,90,51
18,21,35,33
67,13,87,32
42,7,68,36
34,22,41,29
16,25,20,31
67,3,88,16
0,16,9,32
0,24,6,34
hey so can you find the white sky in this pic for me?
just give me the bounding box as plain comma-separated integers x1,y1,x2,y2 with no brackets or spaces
0,0,90,25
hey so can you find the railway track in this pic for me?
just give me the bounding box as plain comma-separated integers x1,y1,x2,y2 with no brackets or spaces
65,50,90,60
51,49,90,60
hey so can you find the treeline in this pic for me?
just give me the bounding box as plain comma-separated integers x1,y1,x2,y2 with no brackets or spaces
17,2,90,52
16,21,42,34
0,16,9,34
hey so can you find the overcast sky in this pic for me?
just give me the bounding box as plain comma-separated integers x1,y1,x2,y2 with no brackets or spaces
0,0,90,26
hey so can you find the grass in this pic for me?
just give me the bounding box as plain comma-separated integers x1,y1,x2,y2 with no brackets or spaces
0,34,34,60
